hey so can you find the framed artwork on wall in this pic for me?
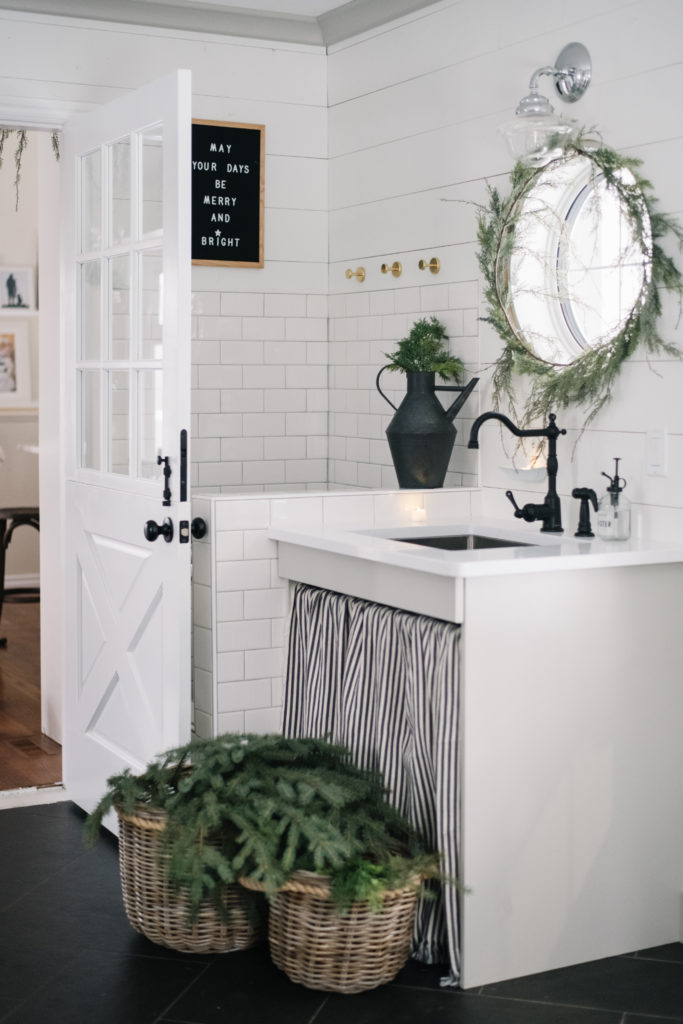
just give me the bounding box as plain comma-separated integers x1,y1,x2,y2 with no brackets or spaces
0,266,35,311
0,321,32,407
191,120,265,268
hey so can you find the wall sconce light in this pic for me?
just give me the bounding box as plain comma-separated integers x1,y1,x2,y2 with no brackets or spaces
381,261,402,278
345,266,366,283
498,41,591,167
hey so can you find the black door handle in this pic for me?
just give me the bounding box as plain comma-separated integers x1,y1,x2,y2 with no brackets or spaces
144,518,174,543
191,517,207,539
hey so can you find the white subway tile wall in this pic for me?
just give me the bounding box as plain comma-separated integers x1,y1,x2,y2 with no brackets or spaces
328,279,480,491
192,292,331,493
192,280,480,496
191,488,477,738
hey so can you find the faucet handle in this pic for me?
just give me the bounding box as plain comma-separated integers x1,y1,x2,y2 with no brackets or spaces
505,489,529,521
505,490,538,523
505,489,522,516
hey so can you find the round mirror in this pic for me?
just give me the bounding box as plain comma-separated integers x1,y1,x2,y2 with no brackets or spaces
504,153,652,366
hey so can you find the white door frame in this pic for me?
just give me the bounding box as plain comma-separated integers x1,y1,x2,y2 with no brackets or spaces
37,130,63,744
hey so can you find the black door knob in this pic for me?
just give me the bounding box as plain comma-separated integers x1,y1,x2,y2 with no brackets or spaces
144,518,174,543
191,517,207,539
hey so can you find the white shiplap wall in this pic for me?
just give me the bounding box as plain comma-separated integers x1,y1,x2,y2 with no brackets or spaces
327,0,683,536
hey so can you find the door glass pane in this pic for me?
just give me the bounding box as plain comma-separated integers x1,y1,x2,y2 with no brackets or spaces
110,255,130,360
80,369,101,470
80,150,101,253
110,138,131,245
141,126,163,237
139,249,163,359
80,260,102,360
109,370,130,475
138,369,163,479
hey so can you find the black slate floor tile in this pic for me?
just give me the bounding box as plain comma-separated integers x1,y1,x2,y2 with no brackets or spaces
316,987,623,1024
0,816,214,1007
0,803,87,908
634,944,683,964
162,946,327,1024
2,802,681,1024
391,958,451,990
624,1017,683,1024
481,954,683,1019
1,948,206,1024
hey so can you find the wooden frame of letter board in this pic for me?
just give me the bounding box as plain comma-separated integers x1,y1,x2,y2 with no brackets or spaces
191,119,265,268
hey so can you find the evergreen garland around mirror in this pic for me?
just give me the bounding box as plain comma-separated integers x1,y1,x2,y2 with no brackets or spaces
477,134,683,429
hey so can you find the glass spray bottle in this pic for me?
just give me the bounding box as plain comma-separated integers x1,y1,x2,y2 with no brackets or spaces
596,458,630,540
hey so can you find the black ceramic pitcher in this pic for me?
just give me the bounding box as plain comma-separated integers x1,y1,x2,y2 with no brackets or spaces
376,369,479,488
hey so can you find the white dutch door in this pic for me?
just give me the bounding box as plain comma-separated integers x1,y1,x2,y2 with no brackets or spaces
62,71,193,817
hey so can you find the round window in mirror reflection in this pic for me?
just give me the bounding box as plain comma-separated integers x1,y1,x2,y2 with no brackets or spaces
505,154,652,366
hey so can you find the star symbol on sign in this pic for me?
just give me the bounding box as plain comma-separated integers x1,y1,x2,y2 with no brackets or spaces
215,229,222,237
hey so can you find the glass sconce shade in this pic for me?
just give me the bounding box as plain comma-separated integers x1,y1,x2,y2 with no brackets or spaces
498,113,575,168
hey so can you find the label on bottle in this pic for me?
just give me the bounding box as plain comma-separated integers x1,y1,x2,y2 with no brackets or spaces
597,514,615,537
597,504,630,540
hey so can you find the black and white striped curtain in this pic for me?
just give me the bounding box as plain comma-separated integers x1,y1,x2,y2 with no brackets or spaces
283,582,462,986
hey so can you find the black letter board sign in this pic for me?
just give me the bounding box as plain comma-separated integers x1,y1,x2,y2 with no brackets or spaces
191,119,265,268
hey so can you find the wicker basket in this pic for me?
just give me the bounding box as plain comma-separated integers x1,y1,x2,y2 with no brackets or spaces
117,805,260,954
240,870,418,993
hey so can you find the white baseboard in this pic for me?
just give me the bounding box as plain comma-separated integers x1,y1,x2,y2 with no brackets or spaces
0,784,67,809
4,573,40,590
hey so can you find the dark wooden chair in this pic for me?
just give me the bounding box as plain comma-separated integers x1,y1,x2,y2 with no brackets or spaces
0,507,40,648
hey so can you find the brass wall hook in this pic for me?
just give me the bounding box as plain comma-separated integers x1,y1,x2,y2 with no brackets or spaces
381,261,402,278
345,266,366,283
419,256,441,274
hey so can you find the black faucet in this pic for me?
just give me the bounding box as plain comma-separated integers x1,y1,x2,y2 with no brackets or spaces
467,411,567,533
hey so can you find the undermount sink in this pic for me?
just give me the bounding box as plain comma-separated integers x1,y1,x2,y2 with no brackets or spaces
389,533,533,551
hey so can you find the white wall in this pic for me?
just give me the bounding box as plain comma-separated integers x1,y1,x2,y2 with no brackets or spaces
187,37,329,493
3,2,683,521
4,1,683,744
327,0,683,534
0,131,40,581
0,8,328,495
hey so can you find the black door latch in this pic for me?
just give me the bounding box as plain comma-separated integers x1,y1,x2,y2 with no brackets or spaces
157,454,171,506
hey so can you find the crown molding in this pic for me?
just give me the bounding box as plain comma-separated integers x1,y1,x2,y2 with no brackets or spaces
0,0,443,46
319,0,441,46
0,0,324,46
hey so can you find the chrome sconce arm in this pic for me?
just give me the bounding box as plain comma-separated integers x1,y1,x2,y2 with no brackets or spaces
500,42,592,167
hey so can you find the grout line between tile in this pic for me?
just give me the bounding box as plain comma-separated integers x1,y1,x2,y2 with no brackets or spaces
0,946,84,1024
152,959,216,1024
0,845,95,915
305,996,330,1024
478,991,629,1017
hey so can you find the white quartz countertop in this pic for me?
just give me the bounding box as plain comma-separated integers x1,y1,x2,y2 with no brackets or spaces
269,517,683,578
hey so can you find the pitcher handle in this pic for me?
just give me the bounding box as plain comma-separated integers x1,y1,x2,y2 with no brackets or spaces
375,365,397,411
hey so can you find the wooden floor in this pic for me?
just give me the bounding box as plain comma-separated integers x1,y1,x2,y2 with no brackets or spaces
0,597,62,790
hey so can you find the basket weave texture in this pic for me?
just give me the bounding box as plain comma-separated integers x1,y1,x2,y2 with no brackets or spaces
241,870,418,993
117,805,259,954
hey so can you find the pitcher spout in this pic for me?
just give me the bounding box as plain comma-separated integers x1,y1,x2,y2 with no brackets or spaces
436,377,479,421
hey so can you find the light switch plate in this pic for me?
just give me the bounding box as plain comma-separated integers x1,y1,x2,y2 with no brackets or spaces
646,428,668,476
